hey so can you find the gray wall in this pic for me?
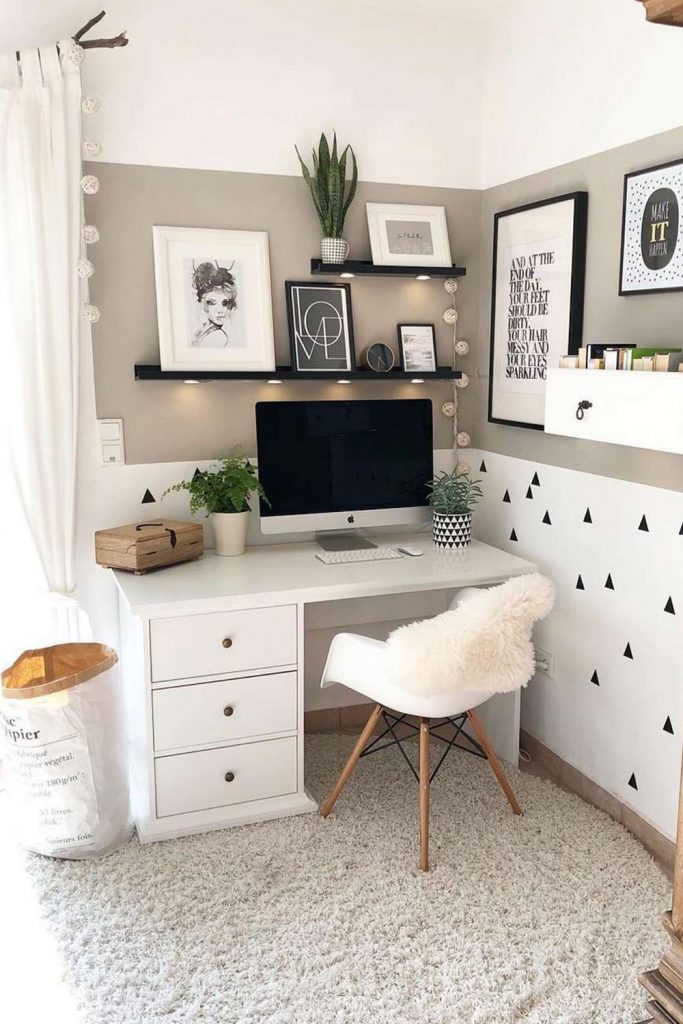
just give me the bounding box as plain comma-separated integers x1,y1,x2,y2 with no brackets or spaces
86,164,481,464
470,125,683,492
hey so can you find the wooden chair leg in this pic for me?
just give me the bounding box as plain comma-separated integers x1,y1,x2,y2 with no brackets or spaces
466,708,523,816
320,703,383,818
419,718,430,871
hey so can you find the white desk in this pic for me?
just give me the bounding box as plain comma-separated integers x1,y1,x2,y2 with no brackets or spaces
114,533,537,843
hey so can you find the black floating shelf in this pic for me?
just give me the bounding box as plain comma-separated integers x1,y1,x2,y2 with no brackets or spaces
135,364,461,383
310,259,466,279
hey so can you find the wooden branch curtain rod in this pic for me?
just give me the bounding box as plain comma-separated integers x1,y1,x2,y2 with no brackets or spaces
15,9,129,60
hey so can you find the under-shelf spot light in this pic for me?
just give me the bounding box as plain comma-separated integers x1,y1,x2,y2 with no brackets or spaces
267,379,283,385
339,272,355,278
411,378,425,384
183,379,201,385
337,379,351,385
416,274,431,281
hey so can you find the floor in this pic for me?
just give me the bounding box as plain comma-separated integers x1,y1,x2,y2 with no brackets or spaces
0,733,670,1024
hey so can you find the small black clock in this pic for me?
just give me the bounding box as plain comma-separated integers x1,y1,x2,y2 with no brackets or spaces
363,343,396,373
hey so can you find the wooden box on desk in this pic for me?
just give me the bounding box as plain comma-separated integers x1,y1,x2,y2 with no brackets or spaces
95,520,203,574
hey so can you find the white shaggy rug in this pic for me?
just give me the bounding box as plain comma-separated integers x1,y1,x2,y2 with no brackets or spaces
2,734,671,1024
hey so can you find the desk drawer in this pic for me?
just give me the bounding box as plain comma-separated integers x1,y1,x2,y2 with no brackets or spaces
154,736,297,817
150,605,297,682
152,672,297,752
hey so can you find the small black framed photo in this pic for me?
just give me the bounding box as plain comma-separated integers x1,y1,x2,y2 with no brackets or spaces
488,191,588,431
285,282,355,373
397,323,437,372
619,157,683,295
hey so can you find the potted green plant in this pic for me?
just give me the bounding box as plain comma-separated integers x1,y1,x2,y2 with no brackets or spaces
295,131,358,264
164,451,268,557
426,468,483,550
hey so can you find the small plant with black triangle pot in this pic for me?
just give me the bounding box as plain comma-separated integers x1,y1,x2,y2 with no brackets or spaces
426,467,483,551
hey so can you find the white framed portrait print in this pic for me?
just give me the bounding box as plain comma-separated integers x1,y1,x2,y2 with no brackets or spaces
153,226,275,372
366,203,452,267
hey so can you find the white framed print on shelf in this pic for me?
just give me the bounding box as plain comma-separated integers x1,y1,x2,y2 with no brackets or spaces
488,191,588,430
620,158,683,295
397,323,437,372
153,226,275,372
366,203,452,267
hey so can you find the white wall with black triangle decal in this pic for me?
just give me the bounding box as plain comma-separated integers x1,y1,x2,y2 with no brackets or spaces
474,450,683,840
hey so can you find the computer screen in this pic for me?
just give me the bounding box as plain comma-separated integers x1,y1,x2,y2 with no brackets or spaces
255,399,433,534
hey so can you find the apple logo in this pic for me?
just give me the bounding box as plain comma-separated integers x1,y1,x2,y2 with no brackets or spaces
347,515,355,524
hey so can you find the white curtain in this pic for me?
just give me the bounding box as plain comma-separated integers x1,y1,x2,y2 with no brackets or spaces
0,41,91,666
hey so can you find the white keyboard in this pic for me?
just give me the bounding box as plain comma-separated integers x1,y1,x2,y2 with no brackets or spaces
316,547,403,565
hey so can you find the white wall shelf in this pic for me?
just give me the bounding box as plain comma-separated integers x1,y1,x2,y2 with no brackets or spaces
544,368,683,455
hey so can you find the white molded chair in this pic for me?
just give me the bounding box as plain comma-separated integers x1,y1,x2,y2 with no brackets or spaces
319,573,555,870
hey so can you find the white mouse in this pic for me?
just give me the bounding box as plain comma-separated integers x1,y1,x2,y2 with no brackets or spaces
397,546,424,557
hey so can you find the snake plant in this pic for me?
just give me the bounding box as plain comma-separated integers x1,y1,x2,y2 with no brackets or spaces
295,132,358,238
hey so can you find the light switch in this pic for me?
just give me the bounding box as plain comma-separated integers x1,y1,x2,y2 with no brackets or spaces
98,419,125,465
102,443,122,464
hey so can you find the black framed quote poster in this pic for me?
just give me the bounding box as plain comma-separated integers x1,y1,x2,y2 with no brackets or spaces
285,282,355,373
620,158,683,294
488,192,588,430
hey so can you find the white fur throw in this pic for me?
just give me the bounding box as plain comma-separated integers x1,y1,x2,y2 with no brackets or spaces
385,573,555,697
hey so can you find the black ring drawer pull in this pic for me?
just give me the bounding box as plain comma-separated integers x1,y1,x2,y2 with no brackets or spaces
224,771,235,783
223,706,234,717
576,400,593,421
222,637,233,649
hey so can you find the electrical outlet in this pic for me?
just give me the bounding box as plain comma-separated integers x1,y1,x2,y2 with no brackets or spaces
534,647,555,680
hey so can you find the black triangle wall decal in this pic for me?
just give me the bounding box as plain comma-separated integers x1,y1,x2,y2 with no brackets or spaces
628,773,638,791
624,642,633,659
526,486,533,499
665,597,676,614
503,490,511,503
141,488,156,504
576,575,585,590
510,528,518,542
531,472,540,486
590,670,600,686
605,574,614,590
664,716,674,735
679,522,683,535
542,511,551,525
584,508,592,524
638,515,649,532
480,460,487,473
192,467,202,481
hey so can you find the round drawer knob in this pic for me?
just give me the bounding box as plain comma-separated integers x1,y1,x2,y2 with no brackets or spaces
224,771,235,783
222,637,233,649
223,705,234,717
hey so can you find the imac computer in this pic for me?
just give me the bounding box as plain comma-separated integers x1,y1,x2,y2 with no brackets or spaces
255,399,433,549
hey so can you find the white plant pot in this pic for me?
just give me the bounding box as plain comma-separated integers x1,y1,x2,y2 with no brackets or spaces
432,511,472,550
211,511,249,556
321,237,349,264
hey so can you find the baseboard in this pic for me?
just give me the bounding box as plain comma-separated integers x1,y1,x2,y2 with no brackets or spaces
521,729,675,878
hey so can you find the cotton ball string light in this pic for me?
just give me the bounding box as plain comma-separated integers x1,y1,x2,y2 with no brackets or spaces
456,431,471,448
82,96,102,115
443,307,458,326
443,278,458,295
455,461,471,476
63,42,85,66
455,339,470,356
81,174,100,195
82,139,102,159
82,304,101,324
454,373,469,389
83,225,100,244
76,259,94,279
